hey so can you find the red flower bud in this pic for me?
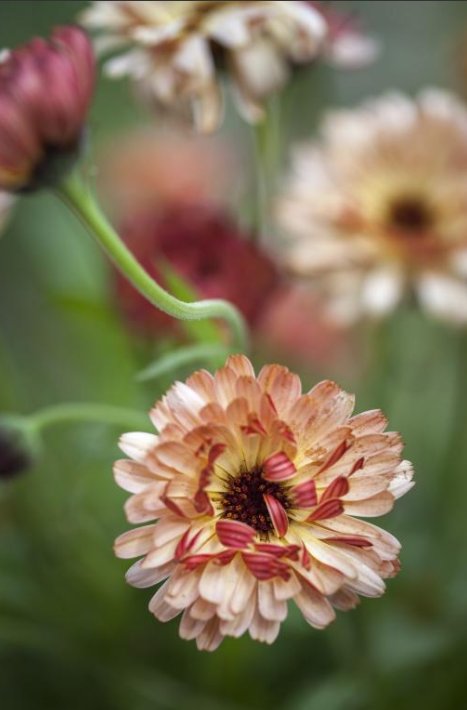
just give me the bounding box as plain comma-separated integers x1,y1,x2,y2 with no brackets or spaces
0,25,95,192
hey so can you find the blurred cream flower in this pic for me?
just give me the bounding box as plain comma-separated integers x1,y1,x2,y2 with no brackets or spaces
278,90,467,324
114,355,413,651
81,1,326,132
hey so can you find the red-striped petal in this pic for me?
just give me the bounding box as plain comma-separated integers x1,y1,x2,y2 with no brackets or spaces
307,499,344,521
263,452,296,481
318,440,349,473
321,476,349,502
242,552,290,581
175,527,202,559
216,519,256,549
292,479,317,508
350,457,365,475
264,494,289,537
182,554,213,570
326,536,372,548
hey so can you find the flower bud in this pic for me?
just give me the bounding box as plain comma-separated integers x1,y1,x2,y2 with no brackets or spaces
0,25,95,192
0,423,36,480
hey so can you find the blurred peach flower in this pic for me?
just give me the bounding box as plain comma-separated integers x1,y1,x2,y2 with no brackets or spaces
257,284,354,371
115,203,279,333
81,1,326,132
278,90,467,325
0,26,95,192
114,354,413,650
99,128,240,217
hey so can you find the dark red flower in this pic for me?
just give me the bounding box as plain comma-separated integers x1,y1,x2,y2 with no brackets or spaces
115,204,280,335
0,25,95,191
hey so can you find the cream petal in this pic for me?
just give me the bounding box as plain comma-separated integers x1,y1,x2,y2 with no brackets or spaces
153,518,191,548
230,562,257,615
149,580,182,622
190,597,217,621
258,581,288,622
249,608,281,644
114,524,157,559
344,492,394,517
114,459,158,493
196,617,224,652
199,559,230,605
293,584,336,629
219,595,256,638
328,586,360,611
125,560,175,589
388,460,415,499
272,572,302,601
179,607,205,640
119,432,158,462
141,536,180,569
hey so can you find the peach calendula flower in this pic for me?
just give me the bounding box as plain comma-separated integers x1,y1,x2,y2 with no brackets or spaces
0,26,95,192
114,355,413,651
278,90,467,324
81,1,326,132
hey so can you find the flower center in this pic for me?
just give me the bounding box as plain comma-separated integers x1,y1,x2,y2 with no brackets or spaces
388,196,433,234
220,467,290,533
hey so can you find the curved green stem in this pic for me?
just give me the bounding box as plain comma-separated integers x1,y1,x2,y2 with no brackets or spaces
57,172,248,353
27,403,149,433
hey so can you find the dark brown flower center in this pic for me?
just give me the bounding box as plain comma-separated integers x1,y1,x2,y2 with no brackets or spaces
388,196,433,234
220,467,290,533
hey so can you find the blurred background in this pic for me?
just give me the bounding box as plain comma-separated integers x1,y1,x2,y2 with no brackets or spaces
1,2,467,709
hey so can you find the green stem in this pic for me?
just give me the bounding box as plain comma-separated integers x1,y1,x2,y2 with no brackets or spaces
28,403,149,433
57,172,248,353
251,97,281,242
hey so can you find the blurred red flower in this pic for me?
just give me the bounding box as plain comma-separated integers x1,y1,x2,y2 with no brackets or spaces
116,204,280,335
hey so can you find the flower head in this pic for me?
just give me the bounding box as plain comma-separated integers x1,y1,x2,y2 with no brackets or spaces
115,355,413,650
278,90,467,324
115,203,280,334
0,26,95,192
81,1,326,132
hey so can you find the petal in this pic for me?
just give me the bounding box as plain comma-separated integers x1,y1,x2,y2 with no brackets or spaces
263,451,297,482
264,494,289,537
114,525,156,559
294,583,336,629
119,432,158,461
216,520,256,549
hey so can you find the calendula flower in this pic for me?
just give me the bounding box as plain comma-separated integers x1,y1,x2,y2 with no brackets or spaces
0,26,95,192
278,90,467,324
115,203,280,334
81,1,326,132
114,355,413,650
